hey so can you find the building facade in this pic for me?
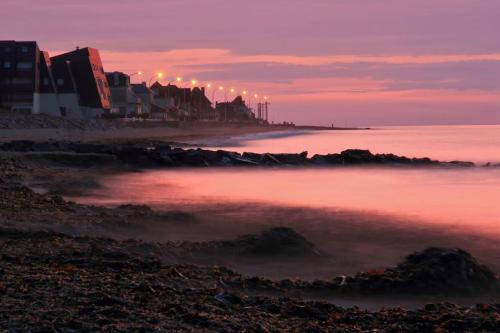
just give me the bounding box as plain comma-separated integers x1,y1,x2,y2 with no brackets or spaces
106,71,143,117
0,41,41,113
0,41,112,118
51,47,111,117
150,82,213,120
131,82,153,115
215,96,254,122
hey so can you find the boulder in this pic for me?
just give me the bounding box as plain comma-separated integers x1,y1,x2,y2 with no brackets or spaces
242,152,264,163
310,153,342,165
220,227,318,257
177,150,210,167
345,247,498,295
271,152,308,165
340,149,378,163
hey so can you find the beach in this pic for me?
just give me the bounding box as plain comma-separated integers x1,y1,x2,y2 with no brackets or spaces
0,121,499,331
0,113,303,144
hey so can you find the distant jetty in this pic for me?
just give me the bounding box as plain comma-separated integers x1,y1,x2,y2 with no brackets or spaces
0,140,474,168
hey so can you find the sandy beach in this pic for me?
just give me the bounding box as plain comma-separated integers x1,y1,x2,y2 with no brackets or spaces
0,113,304,144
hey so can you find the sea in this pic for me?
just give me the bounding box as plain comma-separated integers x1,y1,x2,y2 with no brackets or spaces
73,125,500,280
79,125,500,238
62,124,500,307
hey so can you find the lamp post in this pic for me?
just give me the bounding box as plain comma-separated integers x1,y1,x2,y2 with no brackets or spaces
148,72,163,87
205,83,212,121
225,88,235,122
242,90,248,108
252,94,259,120
218,86,224,122
190,80,198,120
128,71,143,77
263,95,269,123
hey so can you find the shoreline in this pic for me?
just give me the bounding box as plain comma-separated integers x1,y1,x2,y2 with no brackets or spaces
0,113,369,144
0,137,499,330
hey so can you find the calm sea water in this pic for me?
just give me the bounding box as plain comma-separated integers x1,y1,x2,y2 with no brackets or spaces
205,125,500,164
79,125,500,238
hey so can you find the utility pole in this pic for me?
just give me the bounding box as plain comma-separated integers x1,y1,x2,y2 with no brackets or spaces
265,101,270,123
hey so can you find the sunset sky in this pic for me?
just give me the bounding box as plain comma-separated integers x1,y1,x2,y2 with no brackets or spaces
3,0,500,126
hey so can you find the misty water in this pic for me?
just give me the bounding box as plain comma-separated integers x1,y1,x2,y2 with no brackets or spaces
75,125,500,283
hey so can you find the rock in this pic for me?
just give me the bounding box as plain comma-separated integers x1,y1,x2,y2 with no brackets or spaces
269,152,308,165
178,150,211,167
220,227,318,257
340,149,377,163
220,151,259,166
310,153,342,165
242,152,264,162
346,247,498,295
394,247,497,293
0,140,476,168
214,292,244,306
261,153,282,165
116,204,153,215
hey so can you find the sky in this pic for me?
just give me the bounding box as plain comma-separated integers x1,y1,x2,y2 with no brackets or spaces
2,0,500,126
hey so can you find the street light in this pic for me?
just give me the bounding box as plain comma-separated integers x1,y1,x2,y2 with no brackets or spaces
218,86,224,102
190,80,199,119
148,72,164,87
129,71,143,77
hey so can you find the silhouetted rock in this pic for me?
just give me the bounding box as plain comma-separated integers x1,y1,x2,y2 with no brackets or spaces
0,140,476,168
345,247,498,295
219,227,318,257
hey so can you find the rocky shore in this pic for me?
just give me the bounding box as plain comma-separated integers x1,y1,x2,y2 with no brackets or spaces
0,225,498,332
0,140,475,168
1,142,499,331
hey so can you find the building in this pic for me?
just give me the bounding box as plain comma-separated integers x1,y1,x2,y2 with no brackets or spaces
191,87,214,120
51,47,111,117
150,82,213,120
150,103,169,120
215,96,254,122
37,50,80,117
0,41,111,118
131,82,153,115
0,41,41,113
106,71,143,117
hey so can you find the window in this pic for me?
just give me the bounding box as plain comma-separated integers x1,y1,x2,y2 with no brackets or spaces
43,77,49,86
4,46,11,52
3,61,11,69
57,78,64,86
11,78,32,84
17,62,33,69
21,46,28,53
